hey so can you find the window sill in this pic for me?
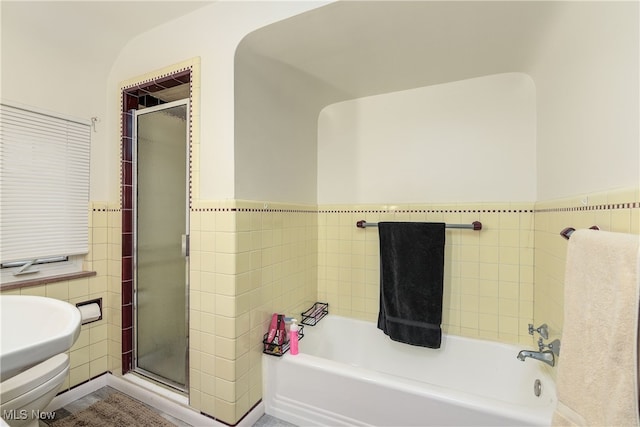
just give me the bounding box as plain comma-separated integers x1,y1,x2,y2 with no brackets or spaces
0,271,97,291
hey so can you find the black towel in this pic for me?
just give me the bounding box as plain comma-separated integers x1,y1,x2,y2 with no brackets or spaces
377,222,445,348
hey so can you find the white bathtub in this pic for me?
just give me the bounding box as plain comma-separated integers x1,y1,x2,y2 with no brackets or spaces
263,315,556,426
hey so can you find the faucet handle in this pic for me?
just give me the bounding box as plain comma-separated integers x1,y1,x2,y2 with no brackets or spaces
528,323,549,339
538,338,561,356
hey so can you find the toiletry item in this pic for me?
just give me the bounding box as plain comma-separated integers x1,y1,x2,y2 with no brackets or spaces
275,314,287,345
270,314,287,345
267,313,279,343
289,319,299,355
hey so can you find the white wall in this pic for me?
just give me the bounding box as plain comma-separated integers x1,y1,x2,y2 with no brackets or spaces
3,1,636,205
317,73,537,204
107,1,328,202
240,1,638,205
1,3,111,201
234,42,347,204
531,1,639,201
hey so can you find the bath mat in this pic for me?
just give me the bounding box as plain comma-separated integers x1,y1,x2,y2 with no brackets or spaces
50,391,176,427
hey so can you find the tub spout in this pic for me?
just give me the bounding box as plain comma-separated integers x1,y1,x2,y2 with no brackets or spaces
517,349,555,367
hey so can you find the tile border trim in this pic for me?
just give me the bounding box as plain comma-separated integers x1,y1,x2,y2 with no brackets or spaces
95,202,639,214
318,208,534,213
535,201,639,213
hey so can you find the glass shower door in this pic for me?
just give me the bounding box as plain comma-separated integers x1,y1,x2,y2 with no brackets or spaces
134,100,188,390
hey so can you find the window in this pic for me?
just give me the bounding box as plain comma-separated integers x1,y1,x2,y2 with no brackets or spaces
0,101,91,286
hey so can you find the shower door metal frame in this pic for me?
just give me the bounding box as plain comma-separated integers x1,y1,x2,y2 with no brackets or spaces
132,98,190,392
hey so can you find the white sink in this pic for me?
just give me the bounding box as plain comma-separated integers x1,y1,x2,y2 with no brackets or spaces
0,295,81,380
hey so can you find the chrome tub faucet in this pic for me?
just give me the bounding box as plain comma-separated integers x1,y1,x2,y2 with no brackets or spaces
517,349,555,367
521,323,560,366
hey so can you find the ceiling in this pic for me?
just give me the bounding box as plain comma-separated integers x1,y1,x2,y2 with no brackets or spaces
3,1,632,107
1,1,213,66
238,1,562,99
3,1,565,102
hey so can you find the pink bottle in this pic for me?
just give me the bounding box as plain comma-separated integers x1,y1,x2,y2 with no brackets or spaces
289,319,299,355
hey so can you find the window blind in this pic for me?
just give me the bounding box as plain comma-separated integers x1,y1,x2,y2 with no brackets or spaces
0,102,90,264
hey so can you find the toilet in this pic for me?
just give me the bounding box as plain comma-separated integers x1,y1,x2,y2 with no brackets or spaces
0,354,69,427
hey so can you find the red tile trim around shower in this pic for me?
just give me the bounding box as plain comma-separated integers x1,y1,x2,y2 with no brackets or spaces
119,67,193,374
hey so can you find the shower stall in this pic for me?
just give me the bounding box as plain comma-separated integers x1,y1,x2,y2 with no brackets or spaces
133,100,189,391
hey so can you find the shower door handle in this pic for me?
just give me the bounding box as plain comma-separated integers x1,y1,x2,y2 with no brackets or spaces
181,234,190,257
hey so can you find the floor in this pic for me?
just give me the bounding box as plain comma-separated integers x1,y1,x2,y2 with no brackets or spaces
42,386,296,427
41,386,189,427
253,414,296,427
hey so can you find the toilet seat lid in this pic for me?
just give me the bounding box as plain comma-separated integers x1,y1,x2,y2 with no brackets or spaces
0,353,69,403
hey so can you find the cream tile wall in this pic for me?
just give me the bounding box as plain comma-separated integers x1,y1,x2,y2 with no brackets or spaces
0,202,114,391
106,205,122,376
533,186,640,352
188,200,317,424
4,189,636,424
318,202,536,346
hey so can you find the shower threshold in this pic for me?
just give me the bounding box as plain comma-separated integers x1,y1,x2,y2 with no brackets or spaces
130,368,188,396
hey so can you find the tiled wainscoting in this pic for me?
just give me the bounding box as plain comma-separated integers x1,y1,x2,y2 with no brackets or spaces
187,200,317,423
2,186,638,424
318,202,536,346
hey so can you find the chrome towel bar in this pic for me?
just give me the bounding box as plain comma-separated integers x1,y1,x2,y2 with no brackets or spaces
356,220,482,230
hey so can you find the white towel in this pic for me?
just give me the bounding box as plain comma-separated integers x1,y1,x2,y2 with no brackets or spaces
553,229,640,427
